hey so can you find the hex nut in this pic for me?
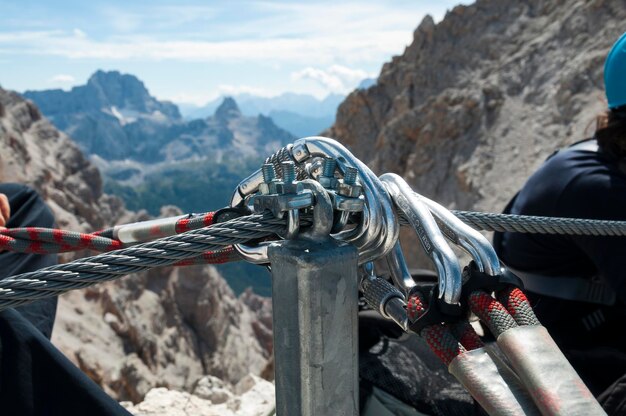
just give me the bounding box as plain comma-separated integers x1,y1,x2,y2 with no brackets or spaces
258,182,278,195
336,182,362,198
292,143,310,162
318,176,338,189
275,181,299,195
332,194,365,212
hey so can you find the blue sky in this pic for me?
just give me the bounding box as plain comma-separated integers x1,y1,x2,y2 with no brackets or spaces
0,0,468,105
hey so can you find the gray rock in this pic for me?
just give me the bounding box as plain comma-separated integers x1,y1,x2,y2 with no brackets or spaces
193,375,233,403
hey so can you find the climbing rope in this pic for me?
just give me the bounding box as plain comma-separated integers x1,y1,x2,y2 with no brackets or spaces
0,212,293,312
406,291,467,366
0,211,218,253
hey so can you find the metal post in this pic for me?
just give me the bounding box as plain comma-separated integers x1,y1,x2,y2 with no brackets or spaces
269,238,359,416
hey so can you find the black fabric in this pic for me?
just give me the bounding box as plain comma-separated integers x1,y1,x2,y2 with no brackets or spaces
0,183,131,416
358,310,484,416
599,373,626,415
0,308,132,415
493,142,626,412
0,183,58,338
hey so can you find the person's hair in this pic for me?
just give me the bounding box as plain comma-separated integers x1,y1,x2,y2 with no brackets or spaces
596,106,626,159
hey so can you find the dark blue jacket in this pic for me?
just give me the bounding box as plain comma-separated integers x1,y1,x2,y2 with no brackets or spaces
494,141,626,401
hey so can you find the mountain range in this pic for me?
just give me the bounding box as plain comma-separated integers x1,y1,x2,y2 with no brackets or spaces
180,92,345,138
24,70,294,295
24,71,293,165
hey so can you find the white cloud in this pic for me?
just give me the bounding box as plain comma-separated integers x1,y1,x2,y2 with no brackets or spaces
292,65,373,94
165,85,278,106
72,28,87,39
216,84,276,98
0,30,407,65
49,74,75,84
0,1,469,66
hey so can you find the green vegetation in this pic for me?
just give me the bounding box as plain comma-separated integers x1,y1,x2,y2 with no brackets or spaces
104,158,255,215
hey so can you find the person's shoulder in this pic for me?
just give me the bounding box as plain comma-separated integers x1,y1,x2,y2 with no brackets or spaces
557,154,626,220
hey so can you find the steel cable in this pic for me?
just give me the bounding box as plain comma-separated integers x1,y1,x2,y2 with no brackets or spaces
451,210,626,236
5,209,626,257
0,213,289,312
4,200,626,313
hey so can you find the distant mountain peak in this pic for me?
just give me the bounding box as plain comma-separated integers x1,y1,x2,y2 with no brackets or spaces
24,70,181,121
88,70,147,92
215,97,241,120
86,70,151,108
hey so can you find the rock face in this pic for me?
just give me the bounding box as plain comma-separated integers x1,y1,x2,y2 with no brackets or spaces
0,87,274,402
121,374,275,416
55,262,272,403
0,86,125,231
329,0,625,217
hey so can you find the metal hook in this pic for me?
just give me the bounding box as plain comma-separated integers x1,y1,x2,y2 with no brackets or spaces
417,195,501,276
385,240,416,297
380,173,462,304
294,137,399,263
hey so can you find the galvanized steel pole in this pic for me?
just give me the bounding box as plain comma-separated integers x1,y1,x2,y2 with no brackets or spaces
269,238,359,416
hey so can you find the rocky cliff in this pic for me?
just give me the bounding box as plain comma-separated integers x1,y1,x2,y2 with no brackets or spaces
0,87,125,230
329,0,625,216
55,255,273,403
0,87,273,403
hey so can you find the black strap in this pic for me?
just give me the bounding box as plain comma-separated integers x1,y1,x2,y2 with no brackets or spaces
507,266,616,306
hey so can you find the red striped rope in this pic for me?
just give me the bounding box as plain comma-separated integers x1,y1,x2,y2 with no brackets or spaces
468,290,518,338
407,292,466,365
0,212,237,266
496,286,540,326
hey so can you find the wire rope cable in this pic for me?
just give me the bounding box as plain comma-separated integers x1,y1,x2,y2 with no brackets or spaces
0,212,290,312
451,210,626,236
4,198,626,312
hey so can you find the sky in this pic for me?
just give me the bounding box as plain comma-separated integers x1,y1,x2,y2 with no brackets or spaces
0,0,468,106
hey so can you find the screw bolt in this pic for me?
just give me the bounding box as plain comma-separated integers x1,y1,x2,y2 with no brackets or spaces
281,161,296,183
344,167,358,185
262,164,276,183
322,158,337,178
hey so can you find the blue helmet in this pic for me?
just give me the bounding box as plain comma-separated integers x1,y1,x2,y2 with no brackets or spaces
605,31,626,109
